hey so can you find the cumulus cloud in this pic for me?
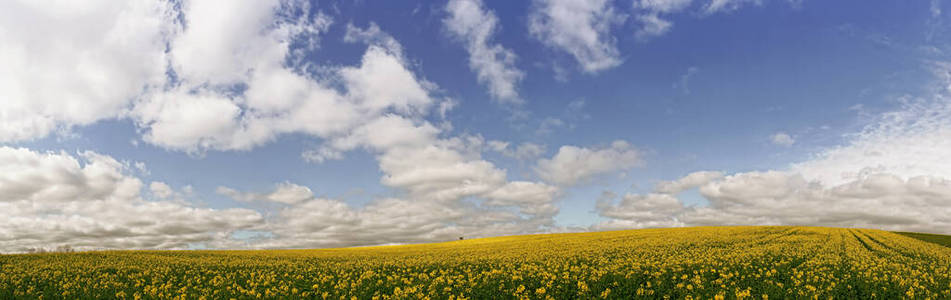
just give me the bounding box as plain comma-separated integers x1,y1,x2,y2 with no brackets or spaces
535,140,642,186
134,1,409,153
131,6,450,154
126,1,562,248
792,96,951,186
529,0,626,73
598,79,951,234
216,182,313,205
149,181,174,199
0,141,565,252
444,0,524,104
597,193,686,229
653,171,724,194
598,170,951,233
207,97,566,248
216,176,562,249
0,0,450,157
0,0,173,142
0,147,262,253
770,132,795,146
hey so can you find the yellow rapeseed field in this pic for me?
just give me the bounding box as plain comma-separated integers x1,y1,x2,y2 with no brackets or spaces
2,226,951,299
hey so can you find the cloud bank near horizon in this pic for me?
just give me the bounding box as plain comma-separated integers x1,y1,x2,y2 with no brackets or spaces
1,0,949,252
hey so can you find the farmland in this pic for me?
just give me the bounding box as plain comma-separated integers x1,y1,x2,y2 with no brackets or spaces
2,226,950,299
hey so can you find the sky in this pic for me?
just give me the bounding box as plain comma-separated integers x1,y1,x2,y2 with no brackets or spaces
2,0,951,252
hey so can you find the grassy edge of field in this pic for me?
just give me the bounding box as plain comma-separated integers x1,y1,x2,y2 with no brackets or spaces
894,231,951,248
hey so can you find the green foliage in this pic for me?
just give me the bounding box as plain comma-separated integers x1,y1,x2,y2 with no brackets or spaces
893,231,951,248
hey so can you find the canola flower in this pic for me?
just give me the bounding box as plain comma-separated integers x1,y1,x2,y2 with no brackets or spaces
1,226,951,299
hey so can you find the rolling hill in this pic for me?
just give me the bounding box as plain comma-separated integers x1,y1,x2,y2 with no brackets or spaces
2,226,950,299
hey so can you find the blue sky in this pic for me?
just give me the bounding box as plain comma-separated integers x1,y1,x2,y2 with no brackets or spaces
2,0,951,251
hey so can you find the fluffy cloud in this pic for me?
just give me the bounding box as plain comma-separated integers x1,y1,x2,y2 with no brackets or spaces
0,0,566,250
653,171,724,194
216,176,562,249
690,172,951,232
0,141,565,252
0,147,262,252
529,0,626,73
444,0,525,104
770,132,795,146
216,182,313,205
597,171,951,232
598,90,951,234
213,94,566,249
0,0,173,142
267,182,314,205
792,96,951,186
535,140,642,186
597,193,685,229
0,0,447,155
149,181,174,199
133,1,427,153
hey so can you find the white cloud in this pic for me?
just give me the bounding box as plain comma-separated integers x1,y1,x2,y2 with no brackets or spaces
0,0,447,157
0,147,262,252
216,182,313,205
703,0,762,14
535,140,642,186
793,97,951,186
226,109,565,248
487,140,510,152
488,141,547,161
217,174,562,249
344,22,404,59
132,89,245,152
339,46,434,115
632,0,692,40
131,6,445,154
0,132,565,251
597,193,685,229
444,0,525,104
598,78,951,234
632,0,776,40
653,170,724,194
149,181,174,199
635,14,674,40
0,0,173,142
267,183,314,205
484,181,561,217
529,0,626,73
121,3,563,248
597,170,951,233
301,147,345,164
169,0,286,85
770,132,795,146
